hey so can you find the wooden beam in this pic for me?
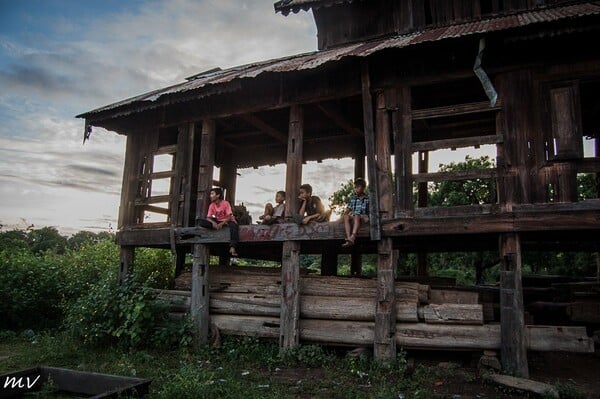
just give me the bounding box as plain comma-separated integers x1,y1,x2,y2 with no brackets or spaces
316,103,363,137
499,233,528,378
240,113,287,143
412,134,503,152
361,60,381,240
411,101,501,120
413,168,498,183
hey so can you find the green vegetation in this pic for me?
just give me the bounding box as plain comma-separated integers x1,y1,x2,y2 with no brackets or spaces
328,156,598,284
0,331,458,399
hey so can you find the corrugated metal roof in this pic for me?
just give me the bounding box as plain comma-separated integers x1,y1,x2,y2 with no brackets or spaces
79,2,600,119
274,0,359,15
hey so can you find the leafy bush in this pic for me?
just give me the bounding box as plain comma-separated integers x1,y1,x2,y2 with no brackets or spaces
65,277,192,349
0,235,119,330
133,247,174,289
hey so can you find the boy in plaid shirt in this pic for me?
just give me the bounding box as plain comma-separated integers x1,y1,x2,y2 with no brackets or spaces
342,178,369,248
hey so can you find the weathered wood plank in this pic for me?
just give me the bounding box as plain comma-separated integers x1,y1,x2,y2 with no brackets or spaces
418,304,483,325
430,289,479,304
411,101,500,120
485,374,558,399
210,315,593,352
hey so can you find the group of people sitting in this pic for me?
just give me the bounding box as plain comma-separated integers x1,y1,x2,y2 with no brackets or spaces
196,178,369,257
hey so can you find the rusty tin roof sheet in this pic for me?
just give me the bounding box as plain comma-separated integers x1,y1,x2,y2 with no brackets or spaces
79,2,600,119
274,0,359,15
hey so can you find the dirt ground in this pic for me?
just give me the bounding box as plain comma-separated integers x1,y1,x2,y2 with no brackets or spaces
269,351,600,398
421,351,600,398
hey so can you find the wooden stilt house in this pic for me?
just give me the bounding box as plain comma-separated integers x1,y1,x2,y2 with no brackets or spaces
78,0,600,374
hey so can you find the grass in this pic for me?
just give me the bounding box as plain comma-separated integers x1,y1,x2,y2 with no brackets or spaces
0,330,429,399
2,330,583,399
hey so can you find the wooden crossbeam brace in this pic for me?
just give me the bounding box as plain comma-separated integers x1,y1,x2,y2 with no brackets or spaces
316,103,363,137
240,113,287,143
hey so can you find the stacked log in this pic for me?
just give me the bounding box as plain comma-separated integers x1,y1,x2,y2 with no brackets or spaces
163,267,593,352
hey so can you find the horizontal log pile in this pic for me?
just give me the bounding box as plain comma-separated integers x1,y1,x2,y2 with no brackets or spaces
163,266,594,352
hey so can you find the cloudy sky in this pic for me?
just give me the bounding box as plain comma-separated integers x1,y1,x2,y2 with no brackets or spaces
0,0,329,234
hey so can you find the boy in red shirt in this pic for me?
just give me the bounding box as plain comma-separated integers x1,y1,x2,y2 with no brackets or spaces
197,187,239,257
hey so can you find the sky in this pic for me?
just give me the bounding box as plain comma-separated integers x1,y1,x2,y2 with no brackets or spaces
0,0,323,234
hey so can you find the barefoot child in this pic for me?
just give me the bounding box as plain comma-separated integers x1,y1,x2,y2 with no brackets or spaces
342,178,369,248
259,191,286,225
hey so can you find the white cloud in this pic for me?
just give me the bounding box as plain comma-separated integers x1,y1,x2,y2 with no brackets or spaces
0,1,316,234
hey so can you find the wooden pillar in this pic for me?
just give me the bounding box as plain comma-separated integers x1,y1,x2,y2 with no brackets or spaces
118,133,141,231
285,105,303,216
119,246,134,285
351,145,366,275
361,60,381,240
281,104,303,351
174,248,187,278
321,243,338,276
354,144,366,179
499,233,529,378
281,241,301,350
375,238,396,362
417,151,429,276
219,162,238,205
191,243,210,346
192,119,216,345
497,71,536,205
392,86,413,216
350,250,362,277
374,90,396,363
195,120,216,220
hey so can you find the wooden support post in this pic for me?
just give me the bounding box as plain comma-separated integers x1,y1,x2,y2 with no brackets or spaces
375,91,394,221
499,233,529,378
119,246,134,285
374,89,396,363
285,105,303,217
321,243,338,276
351,250,362,277
392,86,413,216
351,145,366,275
191,243,210,346
195,120,216,222
375,238,396,363
361,60,381,240
281,104,303,351
280,241,300,350
219,162,238,206
174,248,187,278
118,133,141,231
191,119,216,344
497,71,535,205
354,144,366,180
417,150,429,276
